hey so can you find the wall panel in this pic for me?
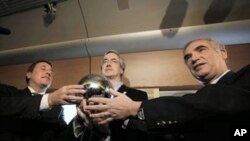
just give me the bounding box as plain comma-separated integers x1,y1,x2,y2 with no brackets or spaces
0,44,249,90
0,57,90,89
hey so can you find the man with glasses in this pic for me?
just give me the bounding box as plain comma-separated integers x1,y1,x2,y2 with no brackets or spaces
77,50,149,141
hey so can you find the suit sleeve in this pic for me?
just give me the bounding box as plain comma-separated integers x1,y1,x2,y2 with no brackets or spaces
126,89,148,132
141,84,250,132
0,83,42,118
132,89,148,101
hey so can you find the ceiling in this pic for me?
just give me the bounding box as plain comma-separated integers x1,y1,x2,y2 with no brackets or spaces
0,0,65,17
0,0,250,65
1,0,250,35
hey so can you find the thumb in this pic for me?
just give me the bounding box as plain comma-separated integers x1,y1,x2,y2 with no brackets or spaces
109,89,124,97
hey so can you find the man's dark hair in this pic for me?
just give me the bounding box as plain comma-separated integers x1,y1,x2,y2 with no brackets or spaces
26,60,52,84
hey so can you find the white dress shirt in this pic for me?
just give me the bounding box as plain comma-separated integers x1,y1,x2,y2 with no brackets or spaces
27,86,50,111
209,70,230,84
199,70,230,86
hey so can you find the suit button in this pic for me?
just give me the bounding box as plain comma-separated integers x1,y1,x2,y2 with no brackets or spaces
162,121,166,126
158,121,166,127
180,135,184,139
157,122,161,126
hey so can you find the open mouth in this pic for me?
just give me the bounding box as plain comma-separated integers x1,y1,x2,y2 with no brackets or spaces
42,76,50,80
193,63,205,71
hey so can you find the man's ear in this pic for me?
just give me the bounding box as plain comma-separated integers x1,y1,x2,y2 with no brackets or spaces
220,49,228,60
26,72,32,79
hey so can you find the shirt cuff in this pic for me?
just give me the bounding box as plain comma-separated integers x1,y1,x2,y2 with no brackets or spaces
39,94,50,111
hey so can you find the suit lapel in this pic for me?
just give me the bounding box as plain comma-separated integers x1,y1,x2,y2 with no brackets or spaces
117,84,128,93
41,106,65,124
117,84,137,100
20,87,33,96
21,87,66,125
117,84,133,98
217,71,235,85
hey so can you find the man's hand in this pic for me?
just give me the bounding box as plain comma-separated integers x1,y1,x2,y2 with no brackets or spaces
77,98,109,134
48,85,84,106
85,89,142,124
77,99,90,127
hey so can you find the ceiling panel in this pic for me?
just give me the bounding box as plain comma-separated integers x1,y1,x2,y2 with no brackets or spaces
0,0,250,66
0,0,66,17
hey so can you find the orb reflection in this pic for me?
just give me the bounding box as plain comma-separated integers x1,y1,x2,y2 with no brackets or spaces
78,74,113,99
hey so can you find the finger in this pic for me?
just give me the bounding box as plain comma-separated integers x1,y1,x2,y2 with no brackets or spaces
92,117,105,123
66,84,84,89
82,99,92,115
98,117,114,124
89,111,109,118
82,99,87,110
76,108,90,126
67,95,83,101
87,97,110,104
109,89,124,97
67,89,85,95
77,107,88,119
78,100,83,109
64,96,83,105
85,104,108,111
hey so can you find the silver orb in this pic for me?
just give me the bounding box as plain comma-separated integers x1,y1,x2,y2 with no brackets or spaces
78,74,113,99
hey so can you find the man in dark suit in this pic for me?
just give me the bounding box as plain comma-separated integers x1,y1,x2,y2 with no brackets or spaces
101,50,148,141
85,38,250,141
0,60,85,141
77,50,148,141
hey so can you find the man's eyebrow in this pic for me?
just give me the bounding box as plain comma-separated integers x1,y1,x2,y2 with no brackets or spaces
40,65,52,70
195,45,207,51
40,65,46,68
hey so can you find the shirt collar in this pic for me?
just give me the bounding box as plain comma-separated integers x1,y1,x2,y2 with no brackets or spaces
199,70,230,86
28,86,46,95
209,70,230,84
112,82,123,91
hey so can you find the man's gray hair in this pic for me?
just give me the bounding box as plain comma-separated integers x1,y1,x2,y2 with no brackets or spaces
184,38,226,52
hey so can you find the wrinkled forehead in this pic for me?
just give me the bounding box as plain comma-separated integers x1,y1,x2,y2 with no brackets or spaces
103,52,120,60
184,40,212,54
35,62,52,69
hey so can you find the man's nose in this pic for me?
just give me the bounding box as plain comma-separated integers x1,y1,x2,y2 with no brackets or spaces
106,61,112,66
193,52,201,60
191,53,200,64
45,70,53,76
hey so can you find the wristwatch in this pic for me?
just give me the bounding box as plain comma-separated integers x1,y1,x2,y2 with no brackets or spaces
137,107,145,120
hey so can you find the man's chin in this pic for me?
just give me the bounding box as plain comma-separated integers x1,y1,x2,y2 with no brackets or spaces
196,73,211,81
103,74,113,77
104,76,113,79
41,83,50,89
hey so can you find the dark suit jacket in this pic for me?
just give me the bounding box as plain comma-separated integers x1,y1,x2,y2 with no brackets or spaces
0,84,42,118
140,64,250,141
109,84,148,141
0,84,77,141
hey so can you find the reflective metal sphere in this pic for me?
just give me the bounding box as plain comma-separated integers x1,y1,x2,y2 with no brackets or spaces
78,74,113,99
